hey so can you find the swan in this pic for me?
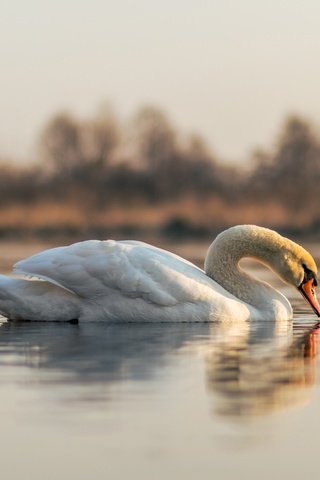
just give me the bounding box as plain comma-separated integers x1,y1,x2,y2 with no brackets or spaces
0,225,319,322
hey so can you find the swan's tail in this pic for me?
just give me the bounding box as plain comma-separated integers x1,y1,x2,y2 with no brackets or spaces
0,274,80,321
0,275,19,319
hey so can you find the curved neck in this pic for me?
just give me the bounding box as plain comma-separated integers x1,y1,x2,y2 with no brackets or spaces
204,226,291,315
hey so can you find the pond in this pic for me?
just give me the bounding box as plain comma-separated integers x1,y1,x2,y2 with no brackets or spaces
0,240,319,480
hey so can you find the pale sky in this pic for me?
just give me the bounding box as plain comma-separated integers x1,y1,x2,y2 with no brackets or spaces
1,0,320,164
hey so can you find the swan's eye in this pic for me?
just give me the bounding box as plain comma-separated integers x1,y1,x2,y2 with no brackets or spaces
302,263,318,287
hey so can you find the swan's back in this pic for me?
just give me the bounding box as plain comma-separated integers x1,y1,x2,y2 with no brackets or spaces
12,240,241,321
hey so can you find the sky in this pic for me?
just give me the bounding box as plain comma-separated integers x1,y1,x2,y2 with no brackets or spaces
1,0,320,164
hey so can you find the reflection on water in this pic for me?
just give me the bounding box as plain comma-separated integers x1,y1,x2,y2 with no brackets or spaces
0,321,210,397
0,315,318,421
205,321,318,418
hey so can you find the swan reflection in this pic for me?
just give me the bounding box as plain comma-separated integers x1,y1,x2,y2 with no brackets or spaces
204,320,318,418
0,318,318,420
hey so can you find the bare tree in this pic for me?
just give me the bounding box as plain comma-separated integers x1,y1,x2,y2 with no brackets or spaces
130,106,177,172
39,109,120,175
249,115,320,218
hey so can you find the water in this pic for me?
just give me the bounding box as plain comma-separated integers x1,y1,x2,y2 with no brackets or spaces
0,241,320,479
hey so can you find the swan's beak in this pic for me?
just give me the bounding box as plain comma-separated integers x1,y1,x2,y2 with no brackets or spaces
298,279,320,317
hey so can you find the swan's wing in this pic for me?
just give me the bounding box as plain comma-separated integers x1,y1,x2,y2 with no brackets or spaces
13,240,211,306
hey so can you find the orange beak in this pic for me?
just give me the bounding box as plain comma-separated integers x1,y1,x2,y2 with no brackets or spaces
298,279,320,317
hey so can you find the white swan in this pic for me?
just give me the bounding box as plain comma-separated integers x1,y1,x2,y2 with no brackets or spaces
0,225,319,322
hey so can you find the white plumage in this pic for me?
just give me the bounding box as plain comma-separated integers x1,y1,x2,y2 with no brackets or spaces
0,225,318,322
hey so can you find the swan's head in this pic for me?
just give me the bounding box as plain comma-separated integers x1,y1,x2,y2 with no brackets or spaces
276,243,320,317
206,225,320,318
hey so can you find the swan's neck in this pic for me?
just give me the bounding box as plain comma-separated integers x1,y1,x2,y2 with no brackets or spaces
204,226,292,317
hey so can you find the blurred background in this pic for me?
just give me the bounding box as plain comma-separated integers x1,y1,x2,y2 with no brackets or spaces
2,0,320,241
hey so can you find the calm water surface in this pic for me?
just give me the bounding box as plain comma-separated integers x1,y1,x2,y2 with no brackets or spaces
0,241,320,479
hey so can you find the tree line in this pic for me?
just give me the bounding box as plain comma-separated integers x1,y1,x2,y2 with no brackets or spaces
0,106,319,237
